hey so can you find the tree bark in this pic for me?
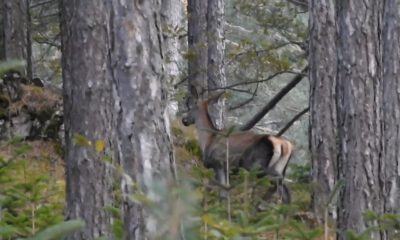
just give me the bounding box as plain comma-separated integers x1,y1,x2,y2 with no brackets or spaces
308,0,337,221
0,0,30,76
60,0,173,239
60,1,116,238
161,0,184,86
335,1,384,239
187,0,208,97
206,0,225,129
187,0,225,128
382,1,400,238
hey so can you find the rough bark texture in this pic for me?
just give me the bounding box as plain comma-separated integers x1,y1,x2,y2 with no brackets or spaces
60,0,173,239
187,0,225,129
382,0,400,238
109,1,173,238
0,1,4,59
25,0,33,80
0,0,28,65
206,0,225,129
308,0,337,220
187,0,208,96
335,1,384,239
60,1,115,238
161,0,184,86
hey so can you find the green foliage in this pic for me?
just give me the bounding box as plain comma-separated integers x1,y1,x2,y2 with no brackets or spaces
24,220,85,240
0,140,64,239
184,139,202,158
0,60,25,76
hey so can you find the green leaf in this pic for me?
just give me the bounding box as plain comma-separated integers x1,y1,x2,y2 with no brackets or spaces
73,134,92,146
25,220,85,240
0,225,18,237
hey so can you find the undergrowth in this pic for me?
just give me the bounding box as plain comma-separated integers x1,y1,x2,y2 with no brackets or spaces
0,122,399,239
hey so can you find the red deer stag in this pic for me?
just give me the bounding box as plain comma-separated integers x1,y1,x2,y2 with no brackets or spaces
182,90,293,204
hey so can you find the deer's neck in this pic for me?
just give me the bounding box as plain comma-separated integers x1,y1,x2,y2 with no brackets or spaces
195,104,218,152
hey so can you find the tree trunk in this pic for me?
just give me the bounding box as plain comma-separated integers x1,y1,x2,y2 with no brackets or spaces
382,0,400,238
206,0,225,129
187,0,208,97
60,0,116,238
0,0,30,75
161,0,184,86
187,0,225,128
308,0,337,220
25,0,33,80
335,1,384,239
60,0,173,239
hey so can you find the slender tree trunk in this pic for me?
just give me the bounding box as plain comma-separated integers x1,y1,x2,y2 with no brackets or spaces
0,1,4,59
60,0,173,239
335,1,384,239
206,0,225,129
161,0,184,86
187,0,225,128
187,0,208,97
0,0,30,75
308,0,337,220
25,0,32,80
382,1,400,238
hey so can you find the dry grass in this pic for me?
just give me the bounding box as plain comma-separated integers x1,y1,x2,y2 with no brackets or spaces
0,140,64,180
9,85,61,115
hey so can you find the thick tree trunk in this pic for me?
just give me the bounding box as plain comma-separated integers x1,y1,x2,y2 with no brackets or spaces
60,1,116,238
60,0,173,239
0,0,30,76
308,0,337,220
206,0,225,129
382,1,400,238
335,1,384,239
109,1,174,238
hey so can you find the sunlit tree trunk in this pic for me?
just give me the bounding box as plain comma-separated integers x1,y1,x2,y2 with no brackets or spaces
308,0,337,221
60,0,174,239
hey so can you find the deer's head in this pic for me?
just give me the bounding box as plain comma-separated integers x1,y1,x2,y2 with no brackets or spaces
181,87,224,127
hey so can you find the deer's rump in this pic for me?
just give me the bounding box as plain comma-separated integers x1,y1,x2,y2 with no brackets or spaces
205,134,275,174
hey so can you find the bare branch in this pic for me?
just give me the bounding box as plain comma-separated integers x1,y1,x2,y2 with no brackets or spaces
240,65,308,131
277,107,309,136
227,41,304,66
209,70,305,91
229,83,259,110
287,0,308,10
30,0,54,9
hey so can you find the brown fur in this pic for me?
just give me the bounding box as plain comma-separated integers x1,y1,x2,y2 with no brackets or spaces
182,95,293,179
